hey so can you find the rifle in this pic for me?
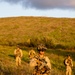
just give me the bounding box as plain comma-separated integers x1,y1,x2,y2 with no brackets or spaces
34,57,50,75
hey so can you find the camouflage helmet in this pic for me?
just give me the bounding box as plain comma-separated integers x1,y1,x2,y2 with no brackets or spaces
37,44,47,51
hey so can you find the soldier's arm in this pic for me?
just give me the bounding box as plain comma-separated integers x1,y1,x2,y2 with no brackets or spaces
71,59,73,67
65,59,69,66
14,49,16,55
45,57,51,70
20,50,23,57
29,51,31,55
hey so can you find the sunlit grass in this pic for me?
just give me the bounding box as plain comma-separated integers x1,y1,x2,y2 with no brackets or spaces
0,45,75,75
0,17,75,49
0,17,75,75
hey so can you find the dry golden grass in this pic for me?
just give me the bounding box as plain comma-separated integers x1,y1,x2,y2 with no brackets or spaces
0,17,75,75
0,45,75,75
0,16,75,75
0,16,75,48
0,17,75,43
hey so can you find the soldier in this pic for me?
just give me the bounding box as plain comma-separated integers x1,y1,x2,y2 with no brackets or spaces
32,44,51,75
29,49,37,68
28,49,37,74
14,46,23,66
29,49,36,59
65,55,73,75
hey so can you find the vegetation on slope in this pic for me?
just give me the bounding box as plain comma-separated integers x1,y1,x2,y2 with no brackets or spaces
0,17,75,49
0,16,75,75
0,45,75,75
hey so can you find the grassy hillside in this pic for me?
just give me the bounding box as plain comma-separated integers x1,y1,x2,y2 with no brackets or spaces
0,16,75,75
0,17,75,49
0,46,30,75
0,45,75,75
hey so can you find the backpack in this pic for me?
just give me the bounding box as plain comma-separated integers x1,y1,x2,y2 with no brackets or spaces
63,58,72,67
63,58,66,66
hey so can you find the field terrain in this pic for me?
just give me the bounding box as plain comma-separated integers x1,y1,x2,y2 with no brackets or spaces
0,16,75,75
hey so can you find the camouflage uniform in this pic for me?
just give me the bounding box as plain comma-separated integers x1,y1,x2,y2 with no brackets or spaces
65,55,73,75
33,55,51,75
14,47,23,66
31,44,51,75
29,49,37,69
29,49,36,59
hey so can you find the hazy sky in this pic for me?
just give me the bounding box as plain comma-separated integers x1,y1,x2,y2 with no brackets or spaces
0,0,75,18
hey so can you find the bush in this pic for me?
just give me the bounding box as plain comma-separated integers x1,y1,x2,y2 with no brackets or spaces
41,36,56,48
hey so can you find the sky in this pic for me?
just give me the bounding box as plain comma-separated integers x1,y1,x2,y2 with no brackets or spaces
0,0,75,18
